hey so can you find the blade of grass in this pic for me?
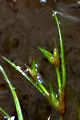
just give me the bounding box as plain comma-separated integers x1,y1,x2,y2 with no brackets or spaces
0,108,11,119
32,59,37,74
0,66,23,120
49,83,59,108
38,47,54,64
36,79,49,97
52,10,66,88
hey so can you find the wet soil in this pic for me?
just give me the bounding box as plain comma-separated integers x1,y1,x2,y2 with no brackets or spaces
0,0,80,120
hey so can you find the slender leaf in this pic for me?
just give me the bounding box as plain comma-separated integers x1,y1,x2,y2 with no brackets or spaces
0,66,23,120
0,108,11,119
49,83,59,108
52,10,66,88
36,79,49,97
32,59,38,74
38,47,54,64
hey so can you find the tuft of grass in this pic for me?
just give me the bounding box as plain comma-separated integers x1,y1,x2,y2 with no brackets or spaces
2,10,66,120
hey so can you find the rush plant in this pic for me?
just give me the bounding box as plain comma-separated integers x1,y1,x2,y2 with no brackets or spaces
2,10,66,120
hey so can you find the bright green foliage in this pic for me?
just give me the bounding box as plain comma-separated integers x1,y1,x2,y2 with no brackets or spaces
38,47,60,68
39,47,54,64
49,83,59,108
32,59,38,74
0,66,23,120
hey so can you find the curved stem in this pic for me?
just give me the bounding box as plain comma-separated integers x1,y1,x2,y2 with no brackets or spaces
0,66,23,120
53,10,66,88
37,79,49,97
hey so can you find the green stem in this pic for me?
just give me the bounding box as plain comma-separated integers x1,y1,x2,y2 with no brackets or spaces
37,79,49,97
23,74,48,96
0,108,11,119
53,10,66,88
56,67,61,95
0,66,23,120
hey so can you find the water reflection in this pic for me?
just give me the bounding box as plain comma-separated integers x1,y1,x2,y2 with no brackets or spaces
55,1,80,22
77,1,80,4
54,11,80,22
40,0,46,3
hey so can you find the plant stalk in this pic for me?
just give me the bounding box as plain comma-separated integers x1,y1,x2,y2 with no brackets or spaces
53,10,66,88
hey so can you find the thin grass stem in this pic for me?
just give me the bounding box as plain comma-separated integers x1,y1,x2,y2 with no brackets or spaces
53,10,66,88
0,108,11,119
0,66,23,120
37,79,49,97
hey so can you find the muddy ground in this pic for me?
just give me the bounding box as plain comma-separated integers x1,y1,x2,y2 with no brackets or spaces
0,0,80,120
